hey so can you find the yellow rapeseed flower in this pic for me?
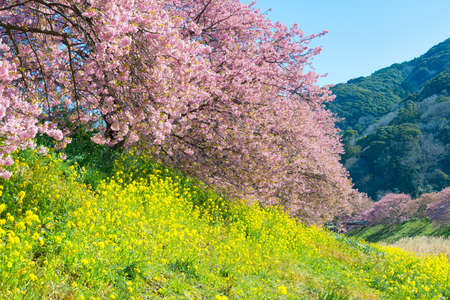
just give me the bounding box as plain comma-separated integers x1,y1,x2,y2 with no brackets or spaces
278,285,288,295
7,214,14,222
29,274,38,281
17,191,26,205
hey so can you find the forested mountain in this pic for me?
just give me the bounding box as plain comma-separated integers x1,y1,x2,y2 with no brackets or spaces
329,38,450,199
329,38,450,134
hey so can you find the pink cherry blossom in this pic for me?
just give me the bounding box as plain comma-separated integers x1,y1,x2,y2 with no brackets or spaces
0,0,366,222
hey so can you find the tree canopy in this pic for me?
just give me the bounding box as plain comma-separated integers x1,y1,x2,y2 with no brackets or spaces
0,0,365,222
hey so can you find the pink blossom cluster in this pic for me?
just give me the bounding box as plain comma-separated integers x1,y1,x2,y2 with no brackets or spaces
425,188,449,224
360,188,450,225
0,0,365,221
361,193,412,225
0,43,38,179
0,39,65,178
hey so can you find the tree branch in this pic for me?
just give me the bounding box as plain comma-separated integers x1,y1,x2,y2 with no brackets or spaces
0,21,70,38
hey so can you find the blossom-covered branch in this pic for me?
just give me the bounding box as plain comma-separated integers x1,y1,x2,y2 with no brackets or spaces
0,0,365,221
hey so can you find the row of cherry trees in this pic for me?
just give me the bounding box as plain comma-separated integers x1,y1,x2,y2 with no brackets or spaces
0,0,367,222
360,188,449,225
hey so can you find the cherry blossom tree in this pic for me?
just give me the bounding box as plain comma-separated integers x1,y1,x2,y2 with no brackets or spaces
426,187,450,224
0,0,364,221
361,193,412,225
359,188,449,225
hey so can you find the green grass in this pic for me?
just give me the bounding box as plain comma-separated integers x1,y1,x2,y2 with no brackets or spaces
347,218,450,243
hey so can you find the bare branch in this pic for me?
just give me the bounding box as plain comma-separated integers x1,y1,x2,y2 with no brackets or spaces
0,21,70,38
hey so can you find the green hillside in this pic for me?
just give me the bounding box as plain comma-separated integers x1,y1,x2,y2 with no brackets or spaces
0,147,448,299
328,38,450,134
330,38,450,199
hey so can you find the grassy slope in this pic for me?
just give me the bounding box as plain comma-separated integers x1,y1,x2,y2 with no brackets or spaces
0,149,448,299
347,219,450,243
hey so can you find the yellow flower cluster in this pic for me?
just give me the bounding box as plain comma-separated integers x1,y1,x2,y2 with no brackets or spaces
0,149,447,299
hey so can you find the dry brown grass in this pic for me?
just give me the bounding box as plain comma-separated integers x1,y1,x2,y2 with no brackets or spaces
382,236,450,258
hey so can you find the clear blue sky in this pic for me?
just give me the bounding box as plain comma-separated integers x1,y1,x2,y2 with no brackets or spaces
243,0,450,85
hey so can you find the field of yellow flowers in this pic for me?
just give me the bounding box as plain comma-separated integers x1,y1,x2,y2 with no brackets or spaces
0,149,448,299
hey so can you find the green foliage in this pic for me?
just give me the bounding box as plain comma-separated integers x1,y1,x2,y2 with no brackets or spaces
419,69,450,99
391,102,420,125
329,74,405,132
334,38,450,199
359,123,422,148
36,130,117,188
351,124,423,198
61,131,117,188
345,99,449,198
